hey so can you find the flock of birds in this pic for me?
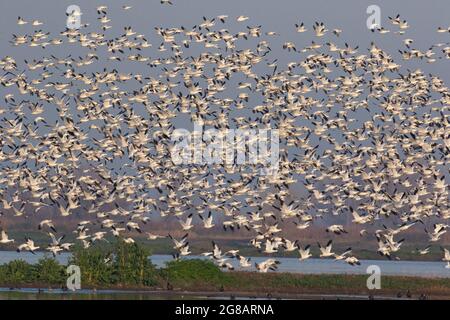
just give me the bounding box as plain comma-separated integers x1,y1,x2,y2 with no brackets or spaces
0,3,449,272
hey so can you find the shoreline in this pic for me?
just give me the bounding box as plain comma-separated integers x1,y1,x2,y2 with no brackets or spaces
0,244,448,300
0,287,414,300
0,272,449,300
0,248,446,263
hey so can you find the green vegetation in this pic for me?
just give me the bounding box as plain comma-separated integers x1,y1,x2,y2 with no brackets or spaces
0,240,449,298
68,240,158,287
0,239,158,288
113,240,157,286
69,246,114,286
0,260,34,285
34,257,66,285
0,258,65,286
163,259,230,288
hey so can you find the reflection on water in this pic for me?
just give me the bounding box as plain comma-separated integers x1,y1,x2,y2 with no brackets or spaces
0,251,449,278
0,288,250,300
0,291,194,300
0,288,384,300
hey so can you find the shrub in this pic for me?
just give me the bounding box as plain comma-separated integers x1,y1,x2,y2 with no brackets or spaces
0,240,159,288
163,259,227,286
33,257,66,285
113,239,157,286
1,259,34,285
69,246,115,286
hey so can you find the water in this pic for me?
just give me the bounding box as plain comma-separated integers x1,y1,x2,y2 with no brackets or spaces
0,251,449,278
151,255,450,278
0,288,234,300
0,251,70,265
0,288,387,300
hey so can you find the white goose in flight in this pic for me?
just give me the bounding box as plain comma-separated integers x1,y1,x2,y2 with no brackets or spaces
146,232,165,240
236,255,251,268
179,244,191,256
318,240,335,258
179,214,193,231
334,248,352,261
344,256,361,266
0,230,14,244
326,224,347,235
350,207,372,224
169,233,188,250
442,248,450,268
17,17,28,25
199,211,215,229
298,244,312,261
38,219,57,232
17,238,40,254
255,259,280,273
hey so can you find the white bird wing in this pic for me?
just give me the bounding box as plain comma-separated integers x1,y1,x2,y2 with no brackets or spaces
48,232,58,245
445,248,450,260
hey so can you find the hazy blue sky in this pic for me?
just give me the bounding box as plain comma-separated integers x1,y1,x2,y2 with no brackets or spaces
1,0,450,84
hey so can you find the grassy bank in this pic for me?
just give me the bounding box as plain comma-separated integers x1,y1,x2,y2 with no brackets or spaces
0,240,449,299
161,259,450,299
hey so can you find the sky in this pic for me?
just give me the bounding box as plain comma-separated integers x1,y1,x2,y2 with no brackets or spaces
1,0,449,128
0,0,448,225
0,0,449,83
